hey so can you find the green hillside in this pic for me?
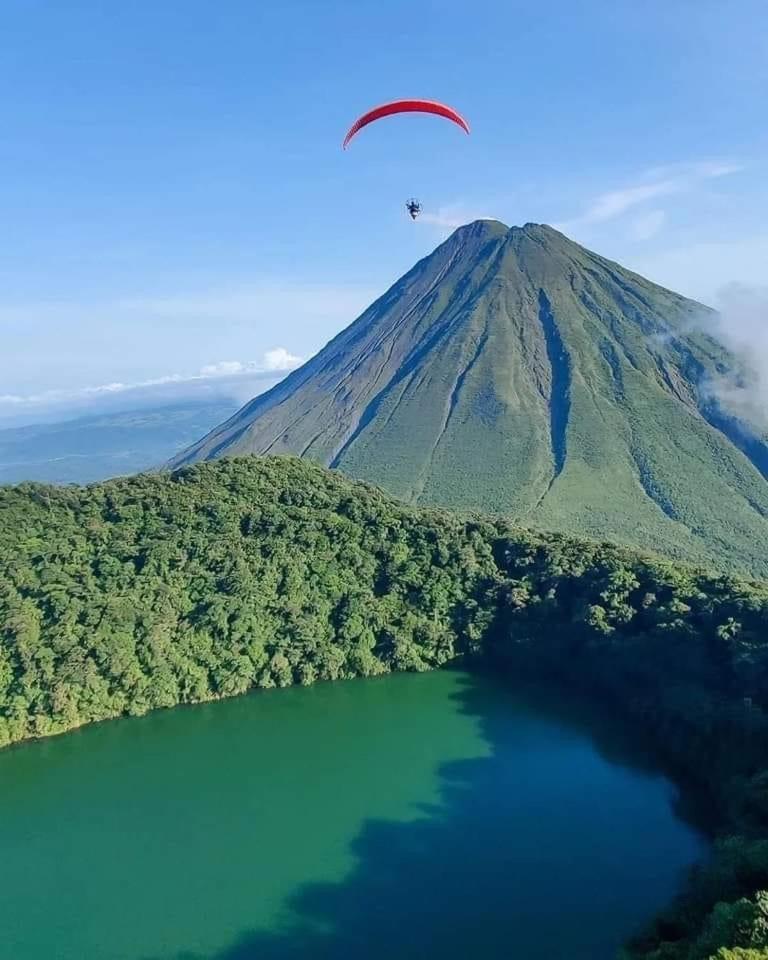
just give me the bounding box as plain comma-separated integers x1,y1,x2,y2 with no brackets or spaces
171,221,768,578
2,455,768,958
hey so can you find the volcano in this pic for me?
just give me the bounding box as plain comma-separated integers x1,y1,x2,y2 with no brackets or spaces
171,220,768,576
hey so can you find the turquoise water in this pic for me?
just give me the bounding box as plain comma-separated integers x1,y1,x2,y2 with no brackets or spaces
0,670,706,959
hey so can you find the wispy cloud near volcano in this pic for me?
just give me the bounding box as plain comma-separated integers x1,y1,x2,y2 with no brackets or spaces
556,161,742,235
703,284,768,429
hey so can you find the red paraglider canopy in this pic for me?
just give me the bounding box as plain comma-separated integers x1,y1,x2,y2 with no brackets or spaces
342,99,470,149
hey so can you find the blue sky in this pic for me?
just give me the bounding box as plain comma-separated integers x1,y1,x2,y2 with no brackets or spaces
1,0,767,422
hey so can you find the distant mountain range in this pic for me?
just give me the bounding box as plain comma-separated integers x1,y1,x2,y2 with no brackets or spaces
0,400,238,485
171,220,768,577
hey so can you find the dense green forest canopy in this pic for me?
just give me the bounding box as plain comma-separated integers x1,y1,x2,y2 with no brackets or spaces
2,455,768,959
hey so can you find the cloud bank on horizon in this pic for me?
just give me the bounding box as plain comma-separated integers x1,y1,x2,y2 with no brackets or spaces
0,348,303,426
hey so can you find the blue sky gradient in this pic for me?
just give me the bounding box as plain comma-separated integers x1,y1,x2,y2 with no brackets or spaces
1,0,766,419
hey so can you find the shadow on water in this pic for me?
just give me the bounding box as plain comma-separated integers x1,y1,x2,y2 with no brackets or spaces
144,669,710,960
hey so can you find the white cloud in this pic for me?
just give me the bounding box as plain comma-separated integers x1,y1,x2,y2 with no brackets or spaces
0,348,303,411
418,204,499,233
701,284,768,428
198,361,250,377
642,161,743,181
197,350,301,378
576,182,678,225
263,347,303,371
629,209,667,241
556,161,742,233
419,212,465,229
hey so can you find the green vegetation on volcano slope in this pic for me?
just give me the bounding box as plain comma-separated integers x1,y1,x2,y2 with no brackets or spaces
2,455,768,958
171,221,768,579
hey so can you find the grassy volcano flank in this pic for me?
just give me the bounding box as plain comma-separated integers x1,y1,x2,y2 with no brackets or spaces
171,221,768,578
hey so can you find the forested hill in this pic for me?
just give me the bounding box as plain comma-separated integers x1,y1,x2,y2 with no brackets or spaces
1,454,767,751
3,456,768,958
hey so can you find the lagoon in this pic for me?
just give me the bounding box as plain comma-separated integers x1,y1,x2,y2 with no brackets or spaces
0,669,706,959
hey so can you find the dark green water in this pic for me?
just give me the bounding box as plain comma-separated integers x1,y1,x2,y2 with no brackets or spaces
0,670,706,960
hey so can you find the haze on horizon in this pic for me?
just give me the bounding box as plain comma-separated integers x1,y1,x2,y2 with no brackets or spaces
1,0,767,424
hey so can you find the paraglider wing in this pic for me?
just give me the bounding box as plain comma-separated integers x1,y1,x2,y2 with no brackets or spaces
343,99,470,149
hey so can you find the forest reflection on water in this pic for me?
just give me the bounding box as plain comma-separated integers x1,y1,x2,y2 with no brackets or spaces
0,668,707,960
